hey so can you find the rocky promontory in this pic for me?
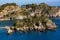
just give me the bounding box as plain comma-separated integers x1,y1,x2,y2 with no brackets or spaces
0,3,57,34
7,13,56,34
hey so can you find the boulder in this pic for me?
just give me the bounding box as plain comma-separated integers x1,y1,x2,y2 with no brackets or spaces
7,29,14,35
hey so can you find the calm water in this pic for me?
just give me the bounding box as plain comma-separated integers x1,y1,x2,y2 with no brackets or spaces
0,19,60,40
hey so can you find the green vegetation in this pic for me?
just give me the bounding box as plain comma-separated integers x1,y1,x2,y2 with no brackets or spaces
13,13,48,28
22,3,59,14
0,3,57,33
20,10,30,16
0,3,56,29
0,3,59,19
0,3,16,12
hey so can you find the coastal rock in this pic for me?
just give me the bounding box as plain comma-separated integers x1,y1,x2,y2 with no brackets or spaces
38,26,45,32
15,28,20,31
7,29,14,35
33,23,45,31
38,22,46,31
23,27,29,31
29,26,34,31
46,20,56,30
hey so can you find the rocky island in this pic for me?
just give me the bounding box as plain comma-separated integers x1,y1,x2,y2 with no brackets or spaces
0,3,57,34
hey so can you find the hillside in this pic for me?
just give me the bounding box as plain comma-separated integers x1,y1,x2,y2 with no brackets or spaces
22,3,60,18
0,3,60,20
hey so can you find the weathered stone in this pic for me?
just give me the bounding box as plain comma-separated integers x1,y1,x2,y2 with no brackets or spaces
7,29,14,35
46,21,56,30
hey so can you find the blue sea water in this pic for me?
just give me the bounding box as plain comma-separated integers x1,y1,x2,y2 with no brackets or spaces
0,18,60,40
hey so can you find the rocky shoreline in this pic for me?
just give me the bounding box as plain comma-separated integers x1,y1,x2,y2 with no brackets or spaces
0,18,56,35
4,23,56,35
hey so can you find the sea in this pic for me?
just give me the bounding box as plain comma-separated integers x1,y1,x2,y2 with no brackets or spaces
0,18,60,40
